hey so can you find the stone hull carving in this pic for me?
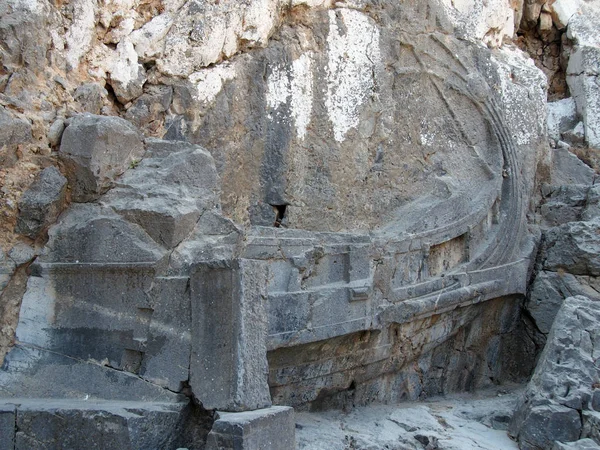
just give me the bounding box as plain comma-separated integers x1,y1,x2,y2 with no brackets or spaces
0,1,548,448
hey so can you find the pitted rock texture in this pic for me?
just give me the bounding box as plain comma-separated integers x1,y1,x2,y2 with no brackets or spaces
510,295,600,450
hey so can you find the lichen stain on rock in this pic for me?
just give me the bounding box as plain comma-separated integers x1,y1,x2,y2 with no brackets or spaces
325,8,381,143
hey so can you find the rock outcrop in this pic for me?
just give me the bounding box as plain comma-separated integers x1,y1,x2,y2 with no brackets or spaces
0,0,599,448
510,295,600,449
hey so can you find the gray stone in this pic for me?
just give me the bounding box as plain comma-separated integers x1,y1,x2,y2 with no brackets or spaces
545,219,600,275
205,406,295,450
102,139,219,248
510,296,600,449
190,259,271,412
554,439,600,450
141,276,191,392
39,204,166,263
0,107,32,148
547,97,579,142
540,184,588,226
582,411,600,446
15,166,67,238
11,399,188,450
47,118,66,147
0,404,15,450
566,4,600,148
73,83,107,114
59,114,145,202
563,122,587,145
526,270,600,334
583,185,600,220
124,85,172,129
550,148,595,186
7,243,35,266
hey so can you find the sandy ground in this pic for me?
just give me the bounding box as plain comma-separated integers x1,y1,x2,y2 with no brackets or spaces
296,386,522,450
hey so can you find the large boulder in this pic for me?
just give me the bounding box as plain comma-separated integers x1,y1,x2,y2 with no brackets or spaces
15,166,67,238
510,296,600,449
59,114,145,202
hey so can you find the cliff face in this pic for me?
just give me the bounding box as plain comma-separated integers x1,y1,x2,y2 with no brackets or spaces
0,0,599,448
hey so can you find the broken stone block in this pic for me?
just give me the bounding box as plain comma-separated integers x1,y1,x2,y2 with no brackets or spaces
59,114,145,202
563,122,587,145
190,259,271,412
550,147,595,186
205,406,295,450
539,11,553,31
582,411,600,446
124,85,172,129
103,139,219,248
39,204,166,263
107,40,147,104
12,399,189,450
510,296,600,449
547,97,578,142
526,270,599,335
15,166,67,238
544,219,600,276
513,404,582,449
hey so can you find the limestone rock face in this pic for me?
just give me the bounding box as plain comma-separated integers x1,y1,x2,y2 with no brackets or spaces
59,114,145,202
510,296,600,449
566,2,600,148
0,0,587,447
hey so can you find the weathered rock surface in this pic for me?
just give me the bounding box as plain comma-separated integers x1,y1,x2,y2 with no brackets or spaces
550,148,596,186
566,2,600,148
103,139,219,248
59,114,145,202
0,0,585,447
15,166,67,239
547,98,579,142
526,271,600,335
553,439,600,450
545,218,600,276
1,399,213,450
510,295,600,449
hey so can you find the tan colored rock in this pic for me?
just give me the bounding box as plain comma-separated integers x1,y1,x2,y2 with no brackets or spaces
539,11,553,31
